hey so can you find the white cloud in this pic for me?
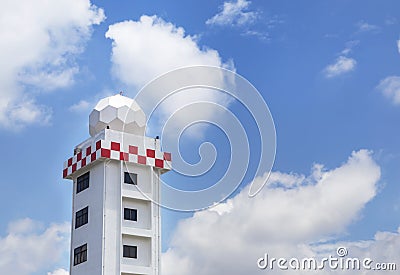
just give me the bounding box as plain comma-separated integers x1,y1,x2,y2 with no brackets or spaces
69,99,91,113
340,40,359,56
20,67,80,91
207,3,282,41
162,150,383,274
377,76,400,105
356,21,380,32
243,29,269,41
0,218,70,275
310,228,400,274
267,171,305,188
69,88,119,115
8,99,52,126
0,0,105,129
324,56,357,78
105,15,234,138
106,15,231,89
206,0,258,27
48,268,69,275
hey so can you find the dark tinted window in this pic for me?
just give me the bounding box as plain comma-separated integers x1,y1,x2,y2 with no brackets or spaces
124,172,137,185
77,172,89,193
124,208,137,221
74,244,87,265
123,245,137,258
75,206,88,229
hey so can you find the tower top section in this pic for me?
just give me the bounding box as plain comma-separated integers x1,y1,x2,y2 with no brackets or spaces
89,94,146,137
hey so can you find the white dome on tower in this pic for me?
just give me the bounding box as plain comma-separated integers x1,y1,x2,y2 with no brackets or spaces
89,94,146,137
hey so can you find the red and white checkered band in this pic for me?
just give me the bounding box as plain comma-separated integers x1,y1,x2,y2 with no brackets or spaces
63,140,172,179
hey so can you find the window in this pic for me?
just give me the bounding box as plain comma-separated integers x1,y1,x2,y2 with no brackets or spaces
77,172,89,193
123,245,137,258
124,172,137,185
75,206,88,229
74,244,87,266
124,208,137,221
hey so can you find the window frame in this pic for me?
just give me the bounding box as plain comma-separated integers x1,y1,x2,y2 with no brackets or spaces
76,172,90,193
73,243,87,266
75,206,89,229
124,172,137,185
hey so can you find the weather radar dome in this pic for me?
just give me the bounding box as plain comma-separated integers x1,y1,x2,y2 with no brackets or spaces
89,94,146,137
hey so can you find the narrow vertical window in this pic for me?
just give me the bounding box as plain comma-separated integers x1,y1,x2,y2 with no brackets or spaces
75,206,89,229
74,244,87,265
124,172,137,185
77,172,89,193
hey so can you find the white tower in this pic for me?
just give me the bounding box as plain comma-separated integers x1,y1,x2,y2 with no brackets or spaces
63,94,171,275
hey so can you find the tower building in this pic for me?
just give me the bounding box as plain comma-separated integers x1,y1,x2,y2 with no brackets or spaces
63,94,171,275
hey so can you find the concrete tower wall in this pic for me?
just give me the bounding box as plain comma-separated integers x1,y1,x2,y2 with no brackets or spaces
70,164,105,275
103,160,122,274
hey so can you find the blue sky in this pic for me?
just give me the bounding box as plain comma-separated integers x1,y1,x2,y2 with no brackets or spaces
0,0,400,274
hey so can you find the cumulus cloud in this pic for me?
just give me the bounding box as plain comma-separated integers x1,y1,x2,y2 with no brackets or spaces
106,15,231,89
162,150,383,274
324,56,357,78
377,76,400,105
0,0,105,129
206,0,258,27
105,15,234,138
0,218,70,275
